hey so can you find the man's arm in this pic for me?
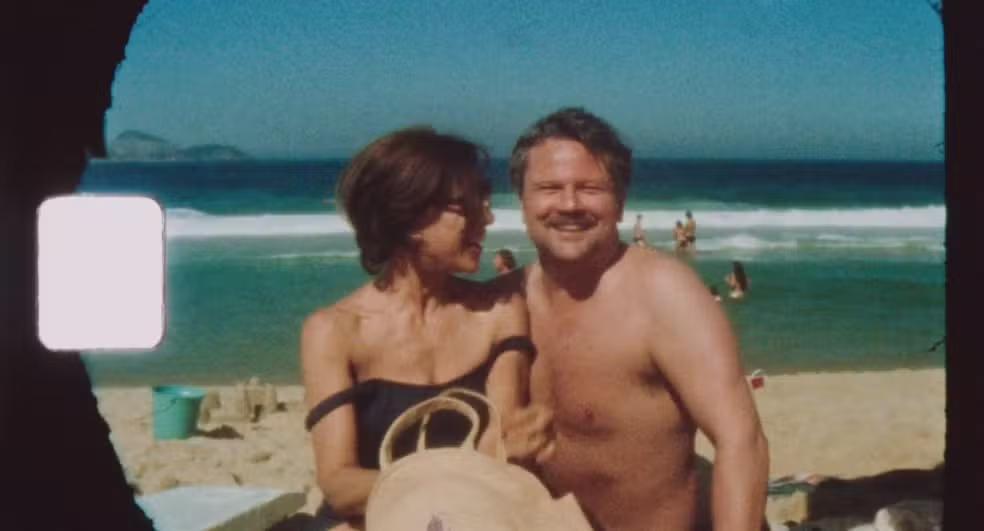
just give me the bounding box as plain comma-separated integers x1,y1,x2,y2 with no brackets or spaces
646,258,769,531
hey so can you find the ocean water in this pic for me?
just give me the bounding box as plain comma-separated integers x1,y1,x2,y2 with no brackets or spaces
78,159,945,386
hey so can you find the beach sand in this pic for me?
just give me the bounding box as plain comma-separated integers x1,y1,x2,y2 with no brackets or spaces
94,368,945,526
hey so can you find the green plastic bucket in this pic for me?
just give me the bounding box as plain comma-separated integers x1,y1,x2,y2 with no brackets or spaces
151,385,206,440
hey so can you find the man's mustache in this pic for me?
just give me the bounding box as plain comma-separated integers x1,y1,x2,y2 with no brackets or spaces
546,213,596,228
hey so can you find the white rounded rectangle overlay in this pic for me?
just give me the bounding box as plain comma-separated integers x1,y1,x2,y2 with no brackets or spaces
37,195,166,351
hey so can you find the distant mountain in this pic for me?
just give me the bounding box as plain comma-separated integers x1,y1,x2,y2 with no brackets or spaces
106,130,251,161
179,144,251,161
107,130,179,160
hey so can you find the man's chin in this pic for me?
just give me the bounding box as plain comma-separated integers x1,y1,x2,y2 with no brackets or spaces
537,242,593,263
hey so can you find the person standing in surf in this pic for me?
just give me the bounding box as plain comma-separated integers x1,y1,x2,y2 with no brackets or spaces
684,210,697,251
672,220,689,253
632,213,649,248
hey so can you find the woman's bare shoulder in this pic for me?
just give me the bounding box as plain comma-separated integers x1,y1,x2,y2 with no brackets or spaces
301,284,378,345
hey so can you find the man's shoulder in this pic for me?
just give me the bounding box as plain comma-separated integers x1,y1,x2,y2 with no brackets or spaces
615,247,708,302
620,246,690,277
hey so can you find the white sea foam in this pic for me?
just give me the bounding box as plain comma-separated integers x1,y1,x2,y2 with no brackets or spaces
691,233,943,253
696,234,799,252
265,251,360,260
620,206,944,230
816,233,862,242
166,209,352,238
164,205,945,239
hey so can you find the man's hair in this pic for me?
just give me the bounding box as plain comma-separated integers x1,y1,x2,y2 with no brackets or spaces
508,107,632,199
495,248,517,270
335,126,490,278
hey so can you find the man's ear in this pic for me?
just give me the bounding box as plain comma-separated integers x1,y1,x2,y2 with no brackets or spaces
519,196,530,227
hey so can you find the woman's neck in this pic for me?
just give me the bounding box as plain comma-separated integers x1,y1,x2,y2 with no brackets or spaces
380,257,454,315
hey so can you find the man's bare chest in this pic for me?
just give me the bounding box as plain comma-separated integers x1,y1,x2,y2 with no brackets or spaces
529,311,658,434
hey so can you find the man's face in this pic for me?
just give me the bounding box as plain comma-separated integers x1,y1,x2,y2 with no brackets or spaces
519,138,623,263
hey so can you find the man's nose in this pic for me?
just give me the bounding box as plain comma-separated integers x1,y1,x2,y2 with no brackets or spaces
558,187,582,211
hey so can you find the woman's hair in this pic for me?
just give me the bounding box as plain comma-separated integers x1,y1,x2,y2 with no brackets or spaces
732,261,749,291
495,249,517,270
335,126,490,279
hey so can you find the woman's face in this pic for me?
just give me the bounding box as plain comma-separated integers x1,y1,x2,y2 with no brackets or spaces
410,193,494,274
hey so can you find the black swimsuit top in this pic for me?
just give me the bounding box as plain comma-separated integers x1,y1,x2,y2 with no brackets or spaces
304,335,536,469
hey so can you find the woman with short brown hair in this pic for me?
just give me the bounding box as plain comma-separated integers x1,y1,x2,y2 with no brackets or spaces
301,127,551,530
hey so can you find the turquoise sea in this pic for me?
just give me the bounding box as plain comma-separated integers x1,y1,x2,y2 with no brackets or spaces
78,159,945,386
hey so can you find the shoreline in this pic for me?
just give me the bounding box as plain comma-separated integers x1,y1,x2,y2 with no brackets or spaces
94,367,945,523
86,362,947,389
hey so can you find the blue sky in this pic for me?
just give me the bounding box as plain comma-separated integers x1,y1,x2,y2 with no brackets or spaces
106,0,944,160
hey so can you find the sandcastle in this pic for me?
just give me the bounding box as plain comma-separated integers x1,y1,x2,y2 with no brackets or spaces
199,377,280,424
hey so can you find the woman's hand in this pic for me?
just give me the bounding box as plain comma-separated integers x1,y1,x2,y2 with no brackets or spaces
501,404,556,466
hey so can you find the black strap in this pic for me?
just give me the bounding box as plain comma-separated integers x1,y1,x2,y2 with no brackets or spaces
304,337,535,432
489,335,537,361
304,381,376,432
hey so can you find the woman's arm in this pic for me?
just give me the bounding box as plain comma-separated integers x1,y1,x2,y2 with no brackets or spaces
482,291,555,465
300,307,378,520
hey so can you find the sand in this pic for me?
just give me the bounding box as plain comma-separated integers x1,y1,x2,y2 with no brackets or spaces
94,368,945,525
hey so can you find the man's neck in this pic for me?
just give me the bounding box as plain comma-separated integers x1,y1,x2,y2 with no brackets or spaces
537,239,626,303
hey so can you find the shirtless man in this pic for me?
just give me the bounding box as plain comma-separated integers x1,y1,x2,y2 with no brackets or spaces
504,108,769,531
684,210,697,249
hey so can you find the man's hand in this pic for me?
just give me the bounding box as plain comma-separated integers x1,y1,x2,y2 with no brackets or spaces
501,404,555,466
